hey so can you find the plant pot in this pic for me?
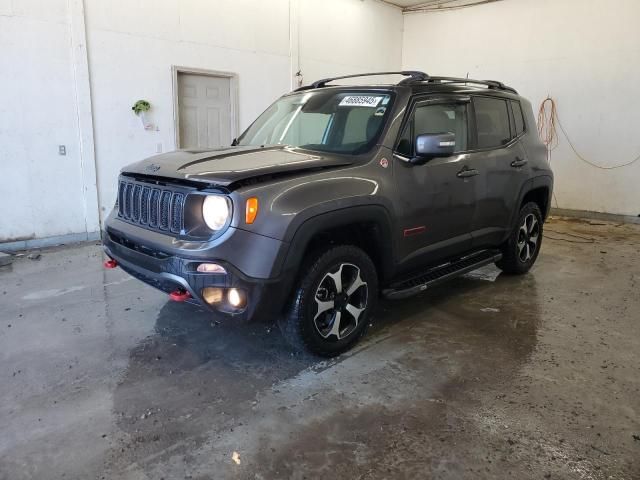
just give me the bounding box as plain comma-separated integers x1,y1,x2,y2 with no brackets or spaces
139,111,153,130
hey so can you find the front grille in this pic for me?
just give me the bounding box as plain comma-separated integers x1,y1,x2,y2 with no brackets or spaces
117,179,185,234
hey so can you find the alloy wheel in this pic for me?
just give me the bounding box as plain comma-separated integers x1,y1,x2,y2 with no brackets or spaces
313,263,368,340
517,213,540,263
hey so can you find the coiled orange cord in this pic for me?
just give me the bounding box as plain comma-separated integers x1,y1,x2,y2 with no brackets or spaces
537,96,640,170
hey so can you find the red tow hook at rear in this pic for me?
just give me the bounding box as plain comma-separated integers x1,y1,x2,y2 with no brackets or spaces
104,259,118,269
169,289,192,302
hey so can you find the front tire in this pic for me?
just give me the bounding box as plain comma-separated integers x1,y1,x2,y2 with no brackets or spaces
279,245,378,357
496,202,543,274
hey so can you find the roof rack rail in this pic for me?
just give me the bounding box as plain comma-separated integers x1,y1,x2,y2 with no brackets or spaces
295,72,517,95
295,71,429,91
408,76,518,94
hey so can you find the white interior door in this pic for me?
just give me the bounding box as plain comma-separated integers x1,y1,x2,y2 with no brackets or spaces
177,72,232,149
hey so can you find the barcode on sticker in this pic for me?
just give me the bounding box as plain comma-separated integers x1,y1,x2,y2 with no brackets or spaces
339,96,384,107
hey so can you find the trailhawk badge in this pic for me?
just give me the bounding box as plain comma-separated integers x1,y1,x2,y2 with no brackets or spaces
145,163,161,173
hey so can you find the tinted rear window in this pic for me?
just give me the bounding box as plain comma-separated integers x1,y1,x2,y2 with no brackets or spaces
473,97,511,149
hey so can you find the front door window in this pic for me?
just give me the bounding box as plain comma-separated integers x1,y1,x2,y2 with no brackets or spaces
396,103,468,157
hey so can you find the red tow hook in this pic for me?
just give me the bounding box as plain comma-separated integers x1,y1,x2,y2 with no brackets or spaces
104,259,118,269
169,289,192,302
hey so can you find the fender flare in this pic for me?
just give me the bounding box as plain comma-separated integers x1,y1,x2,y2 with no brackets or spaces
533,175,554,219
274,204,395,290
508,175,554,232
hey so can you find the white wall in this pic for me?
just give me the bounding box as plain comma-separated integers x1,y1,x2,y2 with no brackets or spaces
4,0,640,246
402,0,640,217
297,0,403,84
0,0,94,242
1,0,403,245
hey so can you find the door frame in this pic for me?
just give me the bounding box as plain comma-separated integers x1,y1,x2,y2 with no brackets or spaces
171,66,239,149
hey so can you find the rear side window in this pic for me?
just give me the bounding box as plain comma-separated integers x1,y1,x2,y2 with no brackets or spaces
473,97,511,149
511,100,525,135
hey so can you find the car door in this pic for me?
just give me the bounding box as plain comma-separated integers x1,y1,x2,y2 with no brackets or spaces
392,95,479,273
469,96,532,249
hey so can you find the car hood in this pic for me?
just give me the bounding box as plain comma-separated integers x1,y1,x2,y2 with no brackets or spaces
122,145,354,187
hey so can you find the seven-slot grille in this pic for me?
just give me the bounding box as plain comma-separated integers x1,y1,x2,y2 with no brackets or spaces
117,179,185,233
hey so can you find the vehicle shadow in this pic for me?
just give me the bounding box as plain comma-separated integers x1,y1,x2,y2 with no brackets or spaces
374,268,541,337
371,267,542,365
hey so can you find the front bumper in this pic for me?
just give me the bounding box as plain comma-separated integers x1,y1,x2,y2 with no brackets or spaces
102,215,287,322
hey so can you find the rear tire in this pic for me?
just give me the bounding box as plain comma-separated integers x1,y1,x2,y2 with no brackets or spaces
496,202,543,275
279,245,378,357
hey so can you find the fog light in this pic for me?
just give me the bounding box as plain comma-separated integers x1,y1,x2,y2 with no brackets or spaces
197,263,227,274
202,287,223,304
228,288,245,308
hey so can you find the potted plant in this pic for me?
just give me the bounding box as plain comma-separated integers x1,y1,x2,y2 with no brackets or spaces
132,100,152,129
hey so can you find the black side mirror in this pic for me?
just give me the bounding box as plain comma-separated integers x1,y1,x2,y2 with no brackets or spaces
411,132,456,164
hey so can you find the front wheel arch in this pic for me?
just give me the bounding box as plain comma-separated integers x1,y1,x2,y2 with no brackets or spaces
279,205,395,287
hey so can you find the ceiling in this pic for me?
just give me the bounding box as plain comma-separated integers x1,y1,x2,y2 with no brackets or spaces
384,0,441,7
383,0,503,12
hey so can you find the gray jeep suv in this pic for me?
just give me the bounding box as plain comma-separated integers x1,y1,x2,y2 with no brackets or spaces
103,71,553,356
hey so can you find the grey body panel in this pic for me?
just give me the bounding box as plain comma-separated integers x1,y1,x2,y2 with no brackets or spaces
230,154,396,242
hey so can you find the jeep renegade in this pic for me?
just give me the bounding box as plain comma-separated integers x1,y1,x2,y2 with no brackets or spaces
103,71,553,356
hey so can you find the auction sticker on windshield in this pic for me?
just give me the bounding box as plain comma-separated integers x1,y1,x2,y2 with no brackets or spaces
339,95,384,107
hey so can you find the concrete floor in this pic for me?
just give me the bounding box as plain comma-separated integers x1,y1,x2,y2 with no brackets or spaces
1,217,639,479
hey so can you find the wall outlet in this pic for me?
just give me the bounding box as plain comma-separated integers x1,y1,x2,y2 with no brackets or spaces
58,145,66,155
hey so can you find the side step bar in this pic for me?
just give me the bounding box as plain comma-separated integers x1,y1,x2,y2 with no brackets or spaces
382,250,502,300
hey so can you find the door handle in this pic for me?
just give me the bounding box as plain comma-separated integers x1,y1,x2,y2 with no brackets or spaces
511,157,528,168
457,167,479,178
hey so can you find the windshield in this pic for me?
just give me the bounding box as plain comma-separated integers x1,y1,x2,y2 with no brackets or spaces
237,90,393,155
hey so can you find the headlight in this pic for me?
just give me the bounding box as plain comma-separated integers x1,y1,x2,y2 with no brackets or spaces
202,195,231,231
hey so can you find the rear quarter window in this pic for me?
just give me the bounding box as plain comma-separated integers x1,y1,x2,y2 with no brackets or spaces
511,100,525,135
